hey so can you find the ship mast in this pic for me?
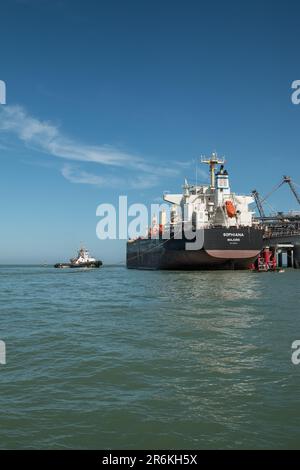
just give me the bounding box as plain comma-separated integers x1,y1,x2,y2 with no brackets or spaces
201,152,225,189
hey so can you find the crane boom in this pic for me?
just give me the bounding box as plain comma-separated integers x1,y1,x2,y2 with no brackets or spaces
261,180,285,203
283,176,300,206
252,190,266,218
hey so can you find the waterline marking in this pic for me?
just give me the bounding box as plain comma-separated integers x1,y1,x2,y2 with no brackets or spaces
291,80,300,105
0,80,6,104
291,340,300,365
0,340,6,365
96,196,204,250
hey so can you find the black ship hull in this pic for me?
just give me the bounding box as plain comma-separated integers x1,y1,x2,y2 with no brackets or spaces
127,227,263,270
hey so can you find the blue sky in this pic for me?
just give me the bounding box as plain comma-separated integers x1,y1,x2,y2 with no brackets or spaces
0,0,300,263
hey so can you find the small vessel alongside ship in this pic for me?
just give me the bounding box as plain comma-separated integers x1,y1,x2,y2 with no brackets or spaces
54,246,102,269
127,154,264,270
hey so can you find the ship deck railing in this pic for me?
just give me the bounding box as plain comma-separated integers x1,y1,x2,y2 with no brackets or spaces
264,229,300,239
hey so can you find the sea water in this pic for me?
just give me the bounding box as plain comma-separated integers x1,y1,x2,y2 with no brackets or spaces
0,265,299,449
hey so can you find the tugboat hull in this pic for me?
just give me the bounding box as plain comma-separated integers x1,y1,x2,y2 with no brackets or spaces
70,261,102,268
127,227,263,270
54,245,102,268
54,261,102,268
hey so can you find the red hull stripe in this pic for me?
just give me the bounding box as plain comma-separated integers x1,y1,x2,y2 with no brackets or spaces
206,249,261,259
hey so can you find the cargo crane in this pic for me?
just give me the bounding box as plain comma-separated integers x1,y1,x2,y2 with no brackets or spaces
251,190,266,218
252,176,300,218
252,176,300,271
283,176,300,205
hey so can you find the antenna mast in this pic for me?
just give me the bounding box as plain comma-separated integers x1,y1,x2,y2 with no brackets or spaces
201,152,225,189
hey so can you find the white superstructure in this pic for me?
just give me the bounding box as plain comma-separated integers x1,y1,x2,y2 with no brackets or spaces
163,153,255,229
70,247,96,265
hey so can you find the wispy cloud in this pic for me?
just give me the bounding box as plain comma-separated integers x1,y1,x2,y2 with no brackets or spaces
61,165,107,186
0,105,179,187
0,105,140,167
61,164,158,189
173,160,193,168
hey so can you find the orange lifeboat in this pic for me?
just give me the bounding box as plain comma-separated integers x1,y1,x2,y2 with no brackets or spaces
225,200,237,218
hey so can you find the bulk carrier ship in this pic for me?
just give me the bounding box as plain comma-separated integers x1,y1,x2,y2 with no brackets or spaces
127,154,263,270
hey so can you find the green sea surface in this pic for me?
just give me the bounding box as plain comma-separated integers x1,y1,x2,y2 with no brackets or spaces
0,265,299,449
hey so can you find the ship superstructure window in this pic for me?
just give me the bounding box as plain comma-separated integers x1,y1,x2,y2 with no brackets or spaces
217,177,229,189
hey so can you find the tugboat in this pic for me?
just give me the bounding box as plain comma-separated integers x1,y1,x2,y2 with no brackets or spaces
127,153,263,270
54,246,102,268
